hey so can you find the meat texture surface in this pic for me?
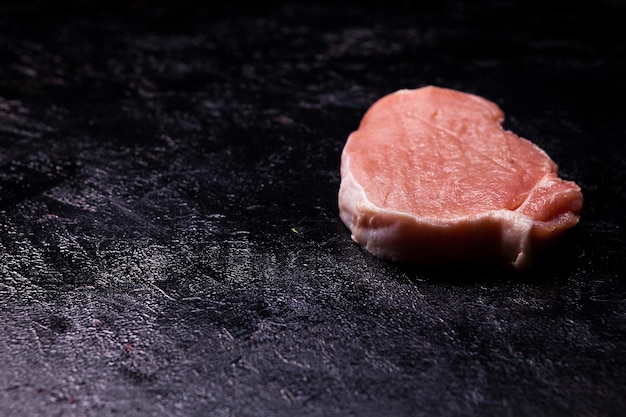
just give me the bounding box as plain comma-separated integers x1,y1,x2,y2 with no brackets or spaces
338,86,583,269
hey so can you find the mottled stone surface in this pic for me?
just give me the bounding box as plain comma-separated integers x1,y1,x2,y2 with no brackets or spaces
0,1,624,416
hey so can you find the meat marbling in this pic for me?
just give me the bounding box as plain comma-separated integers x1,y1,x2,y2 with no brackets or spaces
338,86,583,269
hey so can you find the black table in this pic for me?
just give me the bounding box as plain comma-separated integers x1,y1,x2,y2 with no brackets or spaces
1,1,624,416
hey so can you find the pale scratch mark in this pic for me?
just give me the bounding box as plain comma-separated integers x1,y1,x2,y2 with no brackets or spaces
280,387,295,403
29,326,45,357
148,282,176,301
273,348,311,370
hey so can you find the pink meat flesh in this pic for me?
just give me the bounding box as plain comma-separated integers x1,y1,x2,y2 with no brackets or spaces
338,86,583,269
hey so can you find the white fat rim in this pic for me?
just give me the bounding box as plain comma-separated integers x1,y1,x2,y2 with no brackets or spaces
339,152,535,269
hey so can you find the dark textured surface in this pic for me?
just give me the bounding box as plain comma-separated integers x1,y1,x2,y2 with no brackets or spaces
1,1,625,416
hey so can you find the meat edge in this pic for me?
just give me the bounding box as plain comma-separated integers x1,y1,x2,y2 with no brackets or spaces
338,153,573,270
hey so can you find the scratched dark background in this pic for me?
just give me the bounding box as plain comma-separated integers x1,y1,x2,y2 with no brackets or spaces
0,1,625,416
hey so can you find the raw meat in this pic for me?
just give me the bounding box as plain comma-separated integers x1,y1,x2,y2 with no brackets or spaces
338,86,583,269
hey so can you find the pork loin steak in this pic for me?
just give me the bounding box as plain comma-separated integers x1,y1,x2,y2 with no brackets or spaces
338,86,583,270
